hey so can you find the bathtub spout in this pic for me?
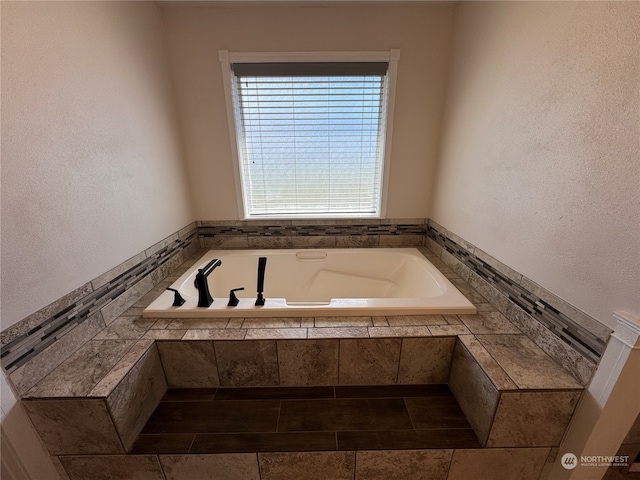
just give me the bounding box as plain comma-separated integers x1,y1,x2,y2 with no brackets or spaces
195,258,222,307
255,257,267,306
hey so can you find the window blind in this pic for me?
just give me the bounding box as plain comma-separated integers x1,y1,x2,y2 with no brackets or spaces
231,62,389,217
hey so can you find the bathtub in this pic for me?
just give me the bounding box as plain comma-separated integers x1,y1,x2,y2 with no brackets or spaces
143,248,476,318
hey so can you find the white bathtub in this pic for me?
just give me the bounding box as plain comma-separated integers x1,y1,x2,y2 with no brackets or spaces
143,248,476,318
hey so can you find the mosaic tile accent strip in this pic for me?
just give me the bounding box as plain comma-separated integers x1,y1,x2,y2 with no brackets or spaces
0,229,197,374
198,220,428,238
427,224,608,363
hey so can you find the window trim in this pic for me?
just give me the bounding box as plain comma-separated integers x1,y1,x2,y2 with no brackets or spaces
219,49,400,220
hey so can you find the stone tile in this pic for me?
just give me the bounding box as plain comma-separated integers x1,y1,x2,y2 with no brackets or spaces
335,235,380,248
1,282,93,347
290,236,337,248
508,303,596,386
157,341,219,388
519,276,612,343
60,455,165,480
368,326,431,337
150,252,185,286
308,327,369,338
23,399,123,455
203,236,250,249
122,307,146,317
441,250,474,283
242,318,303,329
448,341,500,445
25,340,136,398
425,237,443,258
397,337,456,384
101,275,155,325
134,281,173,310
215,340,279,386
300,318,315,328
92,316,157,340
339,338,402,385
182,329,247,340
371,317,389,327
456,335,517,390
487,390,582,447
160,454,260,480
386,315,446,326
91,253,148,290
467,271,511,316
355,449,452,480
248,236,295,248
107,344,167,450
259,452,355,480
473,303,498,312
473,247,524,285
447,448,550,480
459,312,521,335
477,334,582,389
314,317,373,327
277,340,339,386
428,325,471,336
444,315,463,324
245,328,307,339
166,318,230,329
146,232,179,258
226,318,245,328
143,329,186,340
51,456,72,480
9,313,106,395
90,339,155,397
378,235,425,247
150,318,173,329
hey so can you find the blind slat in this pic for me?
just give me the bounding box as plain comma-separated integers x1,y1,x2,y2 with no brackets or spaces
233,65,388,217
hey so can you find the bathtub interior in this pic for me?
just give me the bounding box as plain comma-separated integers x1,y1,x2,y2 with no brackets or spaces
177,249,446,303
143,248,476,317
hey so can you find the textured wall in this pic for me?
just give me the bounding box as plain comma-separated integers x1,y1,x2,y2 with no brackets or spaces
431,2,640,328
1,2,195,328
160,4,455,220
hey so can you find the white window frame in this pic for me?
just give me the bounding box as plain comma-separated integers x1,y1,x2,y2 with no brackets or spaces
219,49,400,220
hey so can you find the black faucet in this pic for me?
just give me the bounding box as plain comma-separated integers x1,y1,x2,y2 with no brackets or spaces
195,259,222,307
255,257,267,306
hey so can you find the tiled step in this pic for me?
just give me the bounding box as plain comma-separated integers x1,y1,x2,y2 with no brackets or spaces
132,384,480,454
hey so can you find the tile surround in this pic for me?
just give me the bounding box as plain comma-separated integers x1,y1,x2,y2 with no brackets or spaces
1,218,603,480
427,220,611,371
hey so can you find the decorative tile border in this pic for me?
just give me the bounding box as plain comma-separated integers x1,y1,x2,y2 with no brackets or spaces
0,224,198,375
426,220,611,365
198,219,428,238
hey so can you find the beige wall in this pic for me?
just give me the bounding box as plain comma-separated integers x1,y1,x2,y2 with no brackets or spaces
160,3,455,220
1,1,195,328
431,2,640,328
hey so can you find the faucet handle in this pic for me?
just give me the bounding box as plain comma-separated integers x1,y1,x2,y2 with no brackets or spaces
166,288,186,307
228,287,245,307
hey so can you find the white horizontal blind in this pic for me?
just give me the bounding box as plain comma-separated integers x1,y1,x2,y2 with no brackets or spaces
232,62,389,217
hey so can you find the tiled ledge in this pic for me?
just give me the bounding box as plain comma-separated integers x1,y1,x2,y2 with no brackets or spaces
21,247,584,474
426,220,610,385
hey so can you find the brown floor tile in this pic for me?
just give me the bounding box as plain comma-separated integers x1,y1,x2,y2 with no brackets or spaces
142,400,280,434
405,396,471,429
335,384,451,399
130,434,194,453
278,398,413,432
337,429,480,450
215,386,335,400
190,432,337,453
162,388,217,402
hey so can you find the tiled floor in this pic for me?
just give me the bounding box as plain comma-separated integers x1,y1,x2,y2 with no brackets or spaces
132,384,480,454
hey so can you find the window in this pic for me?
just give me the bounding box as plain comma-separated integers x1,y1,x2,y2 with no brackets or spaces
220,51,399,219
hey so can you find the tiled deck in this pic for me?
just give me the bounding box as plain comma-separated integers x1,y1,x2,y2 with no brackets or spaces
132,385,480,454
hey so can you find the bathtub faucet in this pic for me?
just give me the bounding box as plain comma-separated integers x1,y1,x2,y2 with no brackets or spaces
195,258,222,307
